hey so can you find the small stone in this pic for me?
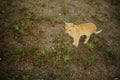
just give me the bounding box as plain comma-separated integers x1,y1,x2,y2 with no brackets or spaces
113,78,119,80
88,72,90,74
50,4,55,8
59,13,62,16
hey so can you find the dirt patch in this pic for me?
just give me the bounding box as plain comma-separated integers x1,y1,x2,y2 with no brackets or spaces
0,0,120,80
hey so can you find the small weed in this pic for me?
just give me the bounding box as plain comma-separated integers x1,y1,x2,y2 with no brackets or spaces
30,46,39,55
89,1,96,7
63,54,71,62
34,34,46,40
93,37,100,43
91,13,104,24
23,75,28,80
0,13,3,18
110,34,120,40
27,19,33,26
15,48,27,57
113,10,120,21
62,2,69,15
14,23,24,34
105,47,117,63
41,3,46,8
19,7,28,12
59,70,70,80
8,77,15,80
89,55,97,66
56,55,62,61
49,13,60,23
34,49,54,67
14,45,39,57
86,42,94,49
109,0,120,5
72,56,79,62
34,55,46,67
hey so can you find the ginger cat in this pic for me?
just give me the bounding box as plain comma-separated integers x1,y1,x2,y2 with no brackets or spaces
64,22,102,47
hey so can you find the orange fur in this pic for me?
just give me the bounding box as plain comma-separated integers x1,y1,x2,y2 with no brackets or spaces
65,22,102,47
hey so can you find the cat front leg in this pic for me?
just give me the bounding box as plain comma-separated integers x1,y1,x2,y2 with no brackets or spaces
73,37,80,47
84,35,90,44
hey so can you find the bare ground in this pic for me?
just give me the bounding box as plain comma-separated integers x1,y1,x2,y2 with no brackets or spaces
0,0,120,80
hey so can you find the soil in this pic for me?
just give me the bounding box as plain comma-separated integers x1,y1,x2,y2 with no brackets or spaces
0,0,120,80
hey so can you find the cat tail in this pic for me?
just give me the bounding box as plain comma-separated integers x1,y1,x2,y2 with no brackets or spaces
94,30,102,34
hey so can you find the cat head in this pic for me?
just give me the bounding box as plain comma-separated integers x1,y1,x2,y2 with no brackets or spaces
64,22,75,35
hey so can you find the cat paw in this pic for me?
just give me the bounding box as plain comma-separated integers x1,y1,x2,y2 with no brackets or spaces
84,41,87,44
73,42,75,45
73,43,78,48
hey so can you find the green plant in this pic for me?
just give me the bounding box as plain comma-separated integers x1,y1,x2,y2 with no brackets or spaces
14,23,24,34
22,75,28,80
0,13,3,18
56,55,62,61
91,13,104,24
15,48,27,57
113,10,120,20
41,3,46,8
62,2,69,15
89,1,96,7
30,46,39,55
72,56,79,62
105,47,117,63
93,37,100,42
49,13,59,22
27,19,33,26
34,55,46,67
86,42,94,49
19,7,28,12
59,70,70,80
88,55,96,66
63,54,71,62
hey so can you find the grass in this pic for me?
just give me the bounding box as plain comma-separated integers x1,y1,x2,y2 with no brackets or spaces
89,1,96,7
34,55,46,67
34,34,45,39
109,0,120,5
105,47,117,63
93,37,100,43
71,56,79,62
41,3,46,8
91,13,104,24
113,10,120,21
62,1,69,15
86,42,94,49
82,54,96,69
34,32,73,67
14,23,24,34
26,19,33,27
7,73,28,80
14,45,39,58
59,70,70,80
49,13,61,23
19,7,28,12
1,45,40,66
63,54,71,62
1,0,120,79
56,54,62,61
0,13,3,18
